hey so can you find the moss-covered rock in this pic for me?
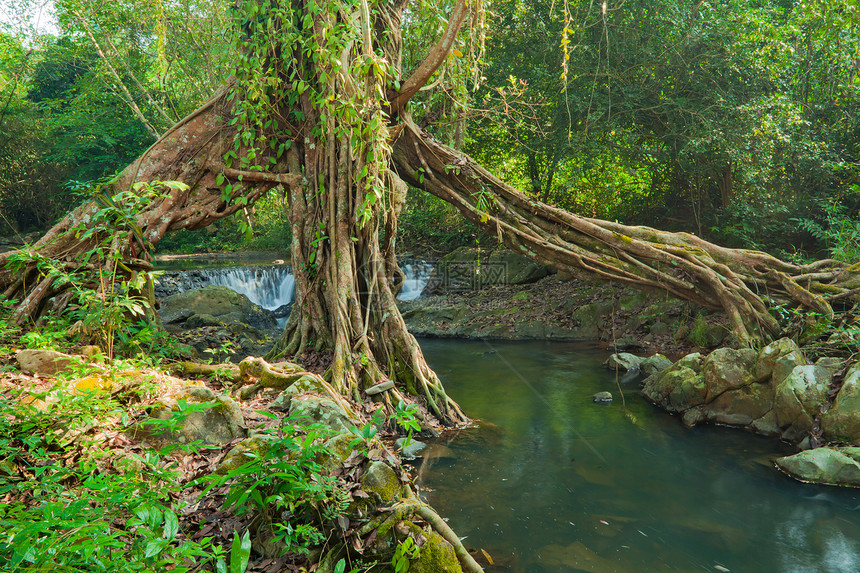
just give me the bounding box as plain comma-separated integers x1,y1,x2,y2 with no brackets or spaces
776,447,860,487
753,338,806,383
316,433,355,473
640,353,673,377
603,353,642,372
773,364,833,441
701,347,757,401
136,385,246,445
822,363,860,443
289,396,351,434
216,435,273,474
408,528,462,572
641,353,707,413
361,461,403,506
160,285,276,331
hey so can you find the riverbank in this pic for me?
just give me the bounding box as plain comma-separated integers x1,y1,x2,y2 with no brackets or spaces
1,346,488,572
398,272,723,360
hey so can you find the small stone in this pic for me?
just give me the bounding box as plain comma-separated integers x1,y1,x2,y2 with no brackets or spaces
395,437,428,458
603,353,642,372
366,380,395,395
238,384,260,400
593,391,613,404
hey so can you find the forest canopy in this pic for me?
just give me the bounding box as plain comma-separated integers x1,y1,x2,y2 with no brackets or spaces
1,0,858,264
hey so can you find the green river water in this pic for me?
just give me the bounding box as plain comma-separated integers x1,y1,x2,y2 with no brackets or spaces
416,338,860,573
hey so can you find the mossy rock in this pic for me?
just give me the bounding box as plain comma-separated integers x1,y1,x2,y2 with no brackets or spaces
316,433,356,473
289,396,351,434
361,461,403,506
137,385,246,446
776,447,860,487
773,364,833,442
407,527,462,572
487,248,548,284
822,363,860,443
641,353,707,413
216,435,273,475
160,285,276,331
701,347,757,401
753,338,806,383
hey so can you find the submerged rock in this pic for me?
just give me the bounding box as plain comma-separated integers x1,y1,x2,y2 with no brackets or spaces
603,353,642,372
395,437,428,458
776,447,860,487
593,391,613,404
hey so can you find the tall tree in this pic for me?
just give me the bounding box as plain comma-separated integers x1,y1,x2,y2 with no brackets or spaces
2,0,859,427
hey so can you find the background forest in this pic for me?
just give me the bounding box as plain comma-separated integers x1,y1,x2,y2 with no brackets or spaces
2,0,859,261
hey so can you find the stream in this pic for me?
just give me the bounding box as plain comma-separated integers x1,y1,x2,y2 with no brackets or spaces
155,262,860,571
416,338,860,573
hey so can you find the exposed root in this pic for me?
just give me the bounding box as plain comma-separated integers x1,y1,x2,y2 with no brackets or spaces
392,117,859,345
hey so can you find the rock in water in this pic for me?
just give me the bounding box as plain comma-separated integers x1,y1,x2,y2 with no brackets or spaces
593,391,613,404
775,447,860,487
603,353,642,372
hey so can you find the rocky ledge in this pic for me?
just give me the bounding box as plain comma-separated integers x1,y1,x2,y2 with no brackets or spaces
637,338,860,487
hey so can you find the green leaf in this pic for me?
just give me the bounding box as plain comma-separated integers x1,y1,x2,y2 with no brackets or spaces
230,530,252,573
144,537,169,559
163,509,179,540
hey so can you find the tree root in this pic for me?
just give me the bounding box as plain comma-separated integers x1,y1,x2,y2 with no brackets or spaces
392,117,859,345
358,498,484,573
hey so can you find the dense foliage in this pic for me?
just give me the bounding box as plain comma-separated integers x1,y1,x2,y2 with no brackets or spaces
1,0,859,259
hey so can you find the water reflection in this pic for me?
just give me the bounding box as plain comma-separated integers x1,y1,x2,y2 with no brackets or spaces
416,339,860,572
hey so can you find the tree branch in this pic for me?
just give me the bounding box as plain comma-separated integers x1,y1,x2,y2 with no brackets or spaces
388,0,469,113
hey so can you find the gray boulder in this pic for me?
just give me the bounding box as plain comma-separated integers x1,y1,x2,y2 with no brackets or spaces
641,353,707,414
640,354,673,376
138,385,246,446
776,447,860,487
159,285,276,331
603,352,642,372
753,338,807,384
701,347,757,401
773,364,833,442
822,363,860,443
289,396,352,433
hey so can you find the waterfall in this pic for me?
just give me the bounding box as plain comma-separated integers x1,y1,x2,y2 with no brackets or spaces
157,261,433,317
203,266,296,311
397,262,434,301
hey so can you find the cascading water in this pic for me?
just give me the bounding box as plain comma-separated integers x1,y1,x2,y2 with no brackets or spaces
397,261,434,301
157,261,433,325
203,266,296,311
